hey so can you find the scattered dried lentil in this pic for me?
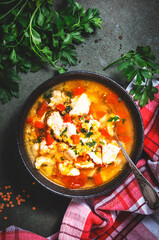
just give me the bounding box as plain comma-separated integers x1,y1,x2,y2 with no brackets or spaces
0,185,37,220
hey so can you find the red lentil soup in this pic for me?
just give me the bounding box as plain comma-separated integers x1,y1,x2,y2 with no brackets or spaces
24,80,135,189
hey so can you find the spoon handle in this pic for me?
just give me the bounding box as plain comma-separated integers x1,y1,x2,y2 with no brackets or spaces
117,138,159,210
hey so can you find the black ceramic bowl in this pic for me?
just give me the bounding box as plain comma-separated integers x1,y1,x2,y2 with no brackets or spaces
18,71,144,198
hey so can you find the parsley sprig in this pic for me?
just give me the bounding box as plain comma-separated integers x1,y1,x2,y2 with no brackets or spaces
0,0,102,104
103,46,159,107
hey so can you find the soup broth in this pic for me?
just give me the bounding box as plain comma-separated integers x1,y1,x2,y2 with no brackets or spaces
24,80,135,189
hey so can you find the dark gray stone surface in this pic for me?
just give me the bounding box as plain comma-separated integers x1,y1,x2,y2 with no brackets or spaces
0,0,159,237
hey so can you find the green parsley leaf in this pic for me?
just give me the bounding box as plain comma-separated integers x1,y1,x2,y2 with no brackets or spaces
103,45,159,107
122,119,126,124
0,0,102,104
107,116,120,122
65,105,73,113
60,127,67,136
85,132,93,138
80,128,87,133
43,90,52,99
86,140,96,147
66,91,72,98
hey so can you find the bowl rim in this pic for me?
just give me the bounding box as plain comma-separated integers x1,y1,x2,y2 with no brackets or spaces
17,70,144,198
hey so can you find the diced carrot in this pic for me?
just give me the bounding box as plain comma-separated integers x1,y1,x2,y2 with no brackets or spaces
64,113,72,122
26,117,33,123
63,174,86,189
71,134,80,144
46,133,54,145
37,101,48,116
106,92,119,104
34,121,44,129
56,104,66,112
94,173,103,186
72,86,85,96
101,128,110,138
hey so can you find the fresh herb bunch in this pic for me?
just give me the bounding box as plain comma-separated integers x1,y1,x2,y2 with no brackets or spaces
0,0,102,104
104,46,159,107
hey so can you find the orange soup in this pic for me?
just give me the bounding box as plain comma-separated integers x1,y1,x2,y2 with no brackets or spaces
24,80,135,189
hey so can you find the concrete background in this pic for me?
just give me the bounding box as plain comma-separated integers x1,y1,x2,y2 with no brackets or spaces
0,0,159,237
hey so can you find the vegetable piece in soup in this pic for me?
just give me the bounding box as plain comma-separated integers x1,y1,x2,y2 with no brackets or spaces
24,80,135,189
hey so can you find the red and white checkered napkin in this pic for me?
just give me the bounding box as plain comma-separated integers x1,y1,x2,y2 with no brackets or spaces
0,85,159,240
56,84,159,240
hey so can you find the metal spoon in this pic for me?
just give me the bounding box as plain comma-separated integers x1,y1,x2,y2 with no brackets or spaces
115,134,159,210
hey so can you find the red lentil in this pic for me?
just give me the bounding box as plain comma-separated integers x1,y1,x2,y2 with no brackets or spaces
0,185,37,219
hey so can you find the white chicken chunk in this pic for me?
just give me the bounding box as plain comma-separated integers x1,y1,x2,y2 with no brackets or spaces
69,93,90,116
102,143,120,165
88,152,103,165
58,161,80,176
47,111,63,137
64,149,76,161
39,140,48,154
35,156,55,169
75,161,94,169
48,91,67,107
31,143,39,157
47,112,77,138
63,122,76,137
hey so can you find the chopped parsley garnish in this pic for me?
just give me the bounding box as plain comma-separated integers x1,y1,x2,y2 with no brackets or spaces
80,139,84,146
73,149,78,155
85,132,93,138
107,116,120,122
61,105,73,116
66,91,72,98
66,105,72,112
51,129,55,136
86,140,96,147
90,125,93,130
99,141,105,145
80,128,87,133
43,91,52,99
37,136,42,143
61,157,64,160
60,127,67,136
71,146,76,149
122,118,126,124
36,129,44,143
80,127,94,138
